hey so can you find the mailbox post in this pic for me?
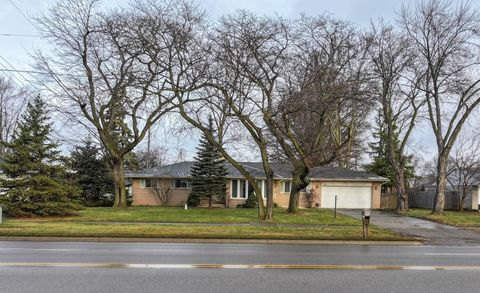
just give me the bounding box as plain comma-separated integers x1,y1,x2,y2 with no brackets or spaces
362,209,371,239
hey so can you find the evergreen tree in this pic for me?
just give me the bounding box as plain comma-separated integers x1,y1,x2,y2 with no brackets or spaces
0,96,81,217
188,118,228,208
365,124,395,192
70,139,114,206
365,115,415,193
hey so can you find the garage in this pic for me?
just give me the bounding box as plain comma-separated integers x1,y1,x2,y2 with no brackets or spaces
321,185,372,209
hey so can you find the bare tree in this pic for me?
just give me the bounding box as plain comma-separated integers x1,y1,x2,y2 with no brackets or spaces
35,0,202,208
447,135,480,211
0,77,29,154
136,146,168,169
366,22,424,211
400,0,480,214
153,185,172,207
267,15,371,213
183,13,371,215
209,11,292,219
175,11,292,220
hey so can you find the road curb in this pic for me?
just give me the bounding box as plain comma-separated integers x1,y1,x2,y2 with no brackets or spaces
0,236,423,246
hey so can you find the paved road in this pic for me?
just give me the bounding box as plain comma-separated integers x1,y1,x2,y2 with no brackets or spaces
338,209,480,245
2,241,480,292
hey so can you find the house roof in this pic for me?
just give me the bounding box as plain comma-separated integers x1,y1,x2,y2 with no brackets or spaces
126,161,387,182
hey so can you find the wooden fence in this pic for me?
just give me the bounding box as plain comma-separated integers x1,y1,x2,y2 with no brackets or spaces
380,193,397,210
409,190,472,210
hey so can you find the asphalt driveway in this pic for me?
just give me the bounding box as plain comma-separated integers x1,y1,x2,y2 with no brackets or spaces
338,210,480,246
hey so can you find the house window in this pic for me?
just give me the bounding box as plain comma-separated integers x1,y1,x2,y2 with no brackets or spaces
231,179,248,199
282,181,291,193
140,179,157,188
172,179,191,189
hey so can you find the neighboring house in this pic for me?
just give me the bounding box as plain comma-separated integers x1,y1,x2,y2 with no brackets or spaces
126,161,387,209
408,179,480,211
410,176,480,211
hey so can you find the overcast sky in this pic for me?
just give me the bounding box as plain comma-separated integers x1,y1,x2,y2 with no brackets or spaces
1,0,478,162
1,0,405,82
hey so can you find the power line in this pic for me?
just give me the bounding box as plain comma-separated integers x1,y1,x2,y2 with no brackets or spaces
0,55,69,102
0,61,27,88
0,56,30,85
7,0,40,31
0,33,41,37
0,68,78,77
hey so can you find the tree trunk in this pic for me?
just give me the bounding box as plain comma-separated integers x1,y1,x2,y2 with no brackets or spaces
265,175,274,220
287,161,310,214
459,187,468,212
433,156,448,214
395,169,409,211
254,181,266,220
111,157,127,208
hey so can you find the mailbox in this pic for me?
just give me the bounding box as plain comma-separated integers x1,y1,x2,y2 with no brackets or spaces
361,209,371,239
362,209,371,219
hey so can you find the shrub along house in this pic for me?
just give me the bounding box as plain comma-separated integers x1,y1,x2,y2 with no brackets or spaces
126,161,387,209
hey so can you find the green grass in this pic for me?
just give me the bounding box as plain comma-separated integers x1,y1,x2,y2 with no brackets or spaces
0,207,412,241
0,220,406,241
403,209,480,227
11,207,359,226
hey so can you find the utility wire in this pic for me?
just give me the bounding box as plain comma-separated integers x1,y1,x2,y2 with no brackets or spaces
0,56,30,84
0,61,27,88
0,55,62,100
0,68,78,77
0,33,41,37
7,0,40,31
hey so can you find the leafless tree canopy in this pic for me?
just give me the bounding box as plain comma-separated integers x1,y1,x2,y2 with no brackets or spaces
31,0,480,217
35,0,205,208
277,15,371,165
135,146,169,169
0,77,29,154
447,134,480,211
400,0,480,213
366,21,424,211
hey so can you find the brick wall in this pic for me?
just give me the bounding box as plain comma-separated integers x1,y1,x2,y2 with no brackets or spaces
131,178,189,206
131,177,382,209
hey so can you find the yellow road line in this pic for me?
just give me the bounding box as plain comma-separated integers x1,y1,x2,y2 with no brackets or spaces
1,263,480,270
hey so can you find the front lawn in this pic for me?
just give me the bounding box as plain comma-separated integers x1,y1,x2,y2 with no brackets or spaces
11,206,359,226
0,207,413,241
403,209,480,227
0,221,406,241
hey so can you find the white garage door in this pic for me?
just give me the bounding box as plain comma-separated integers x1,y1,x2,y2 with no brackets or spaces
321,186,372,209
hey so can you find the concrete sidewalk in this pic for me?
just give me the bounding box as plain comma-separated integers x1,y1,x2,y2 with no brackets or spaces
338,210,480,246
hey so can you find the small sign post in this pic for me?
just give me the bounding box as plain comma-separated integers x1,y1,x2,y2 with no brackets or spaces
334,195,337,219
0,206,2,224
362,209,371,239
